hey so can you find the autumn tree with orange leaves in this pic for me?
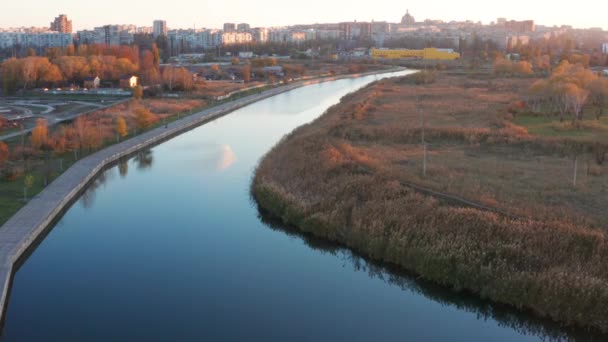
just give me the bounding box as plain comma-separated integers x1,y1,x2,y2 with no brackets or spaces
116,116,128,141
30,119,49,150
0,142,9,170
527,60,600,124
134,106,156,131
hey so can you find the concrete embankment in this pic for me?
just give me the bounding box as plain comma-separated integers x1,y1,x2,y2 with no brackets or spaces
0,68,405,323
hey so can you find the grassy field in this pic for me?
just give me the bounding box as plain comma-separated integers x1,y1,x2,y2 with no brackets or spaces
513,114,608,139
253,72,608,332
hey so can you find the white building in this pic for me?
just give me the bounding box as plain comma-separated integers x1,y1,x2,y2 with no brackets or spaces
222,32,253,45
153,20,168,38
268,29,309,43
253,28,269,43
168,29,204,50
603,43,608,55
0,30,72,49
200,29,223,48
315,29,342,40
76,30,96,44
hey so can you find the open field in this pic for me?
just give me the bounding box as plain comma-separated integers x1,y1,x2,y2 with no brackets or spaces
253,72,608,331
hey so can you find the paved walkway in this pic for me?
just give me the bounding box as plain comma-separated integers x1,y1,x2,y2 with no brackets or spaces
0,68,405,322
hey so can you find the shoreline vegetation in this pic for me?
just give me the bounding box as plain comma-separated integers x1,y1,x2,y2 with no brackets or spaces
252,71,608,332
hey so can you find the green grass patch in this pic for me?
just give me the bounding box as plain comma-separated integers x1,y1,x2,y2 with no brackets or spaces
514,114,608,139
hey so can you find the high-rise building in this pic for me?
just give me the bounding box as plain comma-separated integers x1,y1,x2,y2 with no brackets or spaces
253,28,269,42
153,20,168,38
237,23,251,32
505,20,535,33
221,31,252,45
223,23,236,32
50,14,72,34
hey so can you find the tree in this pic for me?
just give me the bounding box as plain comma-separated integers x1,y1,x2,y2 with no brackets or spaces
565,85,589,125
1,58,22,94
532,55,551,74
134,107,156,130
132,86,143,100
140,50,160,85
54,56,90,84
513,61,533,75
152,44,161,68
242,64,251,83
162,66,176,91
23,174,34,201
72,117,101,153
66,44,75,57
530,61,599,123
115,58,137,77
587,78,608,119
42,64,63,86
30,118,49,150
0,142,9,169
116,116,128,141
19,57,64,89
161,67,194,91
493,57,512,75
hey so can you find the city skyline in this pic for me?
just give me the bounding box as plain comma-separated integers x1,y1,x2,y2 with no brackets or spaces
0,0,606,31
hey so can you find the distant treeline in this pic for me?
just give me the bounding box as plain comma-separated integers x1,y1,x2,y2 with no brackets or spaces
0,44,162,94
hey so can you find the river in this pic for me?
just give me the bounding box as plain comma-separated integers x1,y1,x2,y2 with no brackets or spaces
0,71,600,341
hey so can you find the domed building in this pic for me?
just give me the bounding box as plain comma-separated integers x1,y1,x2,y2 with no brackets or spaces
401,10,416,26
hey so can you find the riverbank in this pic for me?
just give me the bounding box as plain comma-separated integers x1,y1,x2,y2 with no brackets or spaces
252,72,608,332
0,67,406,324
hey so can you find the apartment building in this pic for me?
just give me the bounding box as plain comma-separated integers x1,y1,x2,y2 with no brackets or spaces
50,14,72,34
153,20,168,38
221,31,252,45
0,30,72,49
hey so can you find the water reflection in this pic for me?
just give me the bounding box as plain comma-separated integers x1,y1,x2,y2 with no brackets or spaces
216,145,237,171
134,149,154,171
256,206,604,342
80,169,114,209
118,158,129,178
194,142,238,172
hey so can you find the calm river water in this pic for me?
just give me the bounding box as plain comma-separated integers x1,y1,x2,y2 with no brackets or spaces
1,71,601,341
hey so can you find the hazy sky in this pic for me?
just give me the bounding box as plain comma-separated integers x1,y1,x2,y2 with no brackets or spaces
2,0,606,30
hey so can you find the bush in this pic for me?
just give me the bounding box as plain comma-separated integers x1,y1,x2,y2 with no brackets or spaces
397,71,438,85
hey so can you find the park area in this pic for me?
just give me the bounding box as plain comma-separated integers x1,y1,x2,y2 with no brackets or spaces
0,96,207,225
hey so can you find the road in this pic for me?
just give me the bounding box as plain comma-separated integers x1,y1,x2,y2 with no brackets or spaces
0,99,129,142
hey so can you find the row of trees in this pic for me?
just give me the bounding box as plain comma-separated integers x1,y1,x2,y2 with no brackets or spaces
161,67,195,91
510,32,608,68
1,44,161,94
493,58,534,76
0,101,160,181
527,61,608,123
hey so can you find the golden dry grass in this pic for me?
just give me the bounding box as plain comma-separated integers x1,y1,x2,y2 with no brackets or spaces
253,73,608,332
